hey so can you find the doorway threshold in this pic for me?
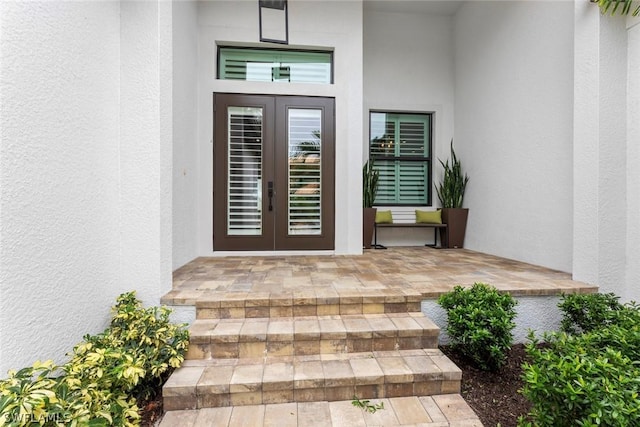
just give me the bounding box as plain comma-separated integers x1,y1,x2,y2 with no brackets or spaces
211,250,336,257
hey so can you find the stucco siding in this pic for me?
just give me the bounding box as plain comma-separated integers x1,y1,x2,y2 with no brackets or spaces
573,4,637,300
172,1,199,270
625,15,640,301
0,1,123,373
0,0,173,375
119,1,173,308
454,1,574,273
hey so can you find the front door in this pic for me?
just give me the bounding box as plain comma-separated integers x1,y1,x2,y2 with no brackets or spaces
213,94,335,251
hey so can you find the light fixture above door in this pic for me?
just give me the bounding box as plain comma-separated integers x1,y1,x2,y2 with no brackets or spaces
259,0,288,44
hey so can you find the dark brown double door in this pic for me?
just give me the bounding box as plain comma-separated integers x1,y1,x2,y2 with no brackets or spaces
213,94,335,251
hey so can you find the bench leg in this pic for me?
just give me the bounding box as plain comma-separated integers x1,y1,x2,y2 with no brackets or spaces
424,227,438,248
424,227,445,249
373,224,387,250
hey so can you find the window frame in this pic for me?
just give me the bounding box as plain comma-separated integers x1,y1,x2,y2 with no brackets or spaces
217,46,334,84
368,110,434,207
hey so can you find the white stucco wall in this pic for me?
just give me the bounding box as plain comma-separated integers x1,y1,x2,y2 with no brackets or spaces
627,15,640,302
172,1,199,269
120,1,173,308
597,14,628,294
453,1,574,273
0,2,124,373
573,1,601,286
193,0,363,256
0,1,173,374
363,7,454,247
573,3,637,301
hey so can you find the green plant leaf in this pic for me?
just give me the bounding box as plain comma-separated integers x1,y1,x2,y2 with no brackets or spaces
363,161,380,208
436,140,469,208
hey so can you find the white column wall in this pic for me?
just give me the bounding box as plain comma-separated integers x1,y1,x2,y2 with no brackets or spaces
195,0,363,256
0,1,173,374
172,1,199,269
0,2,124,372
120,1,173,308
573,3,636,299
363,9,455,246
573,1,601,285
597,14,628,293
627,15,640,301
454,1,575,272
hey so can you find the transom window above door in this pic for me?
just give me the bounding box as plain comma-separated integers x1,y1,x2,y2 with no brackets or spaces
369,111,433,206
218,46,333,84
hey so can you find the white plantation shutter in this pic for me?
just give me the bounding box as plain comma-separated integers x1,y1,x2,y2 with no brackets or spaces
288,109,322,235
227,107,263,235
369,112,431,205
219,47,332,84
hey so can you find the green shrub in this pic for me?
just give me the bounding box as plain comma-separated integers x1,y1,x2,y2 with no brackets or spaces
559,292,624,335
70,291,190,400
521,296,640,426
0,361,76,426
520,325,640,427
0,292,189,427
438,283,517,371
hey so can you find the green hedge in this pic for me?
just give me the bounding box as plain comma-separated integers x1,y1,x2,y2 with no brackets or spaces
558,292,624,335
0,292,189,426
519,293,640,426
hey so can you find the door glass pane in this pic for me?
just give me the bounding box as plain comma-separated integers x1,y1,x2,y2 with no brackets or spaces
288,109,322,235
227,106,263,235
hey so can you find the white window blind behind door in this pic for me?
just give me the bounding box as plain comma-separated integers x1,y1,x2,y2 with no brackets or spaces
288,109,322,235
227,107,263,235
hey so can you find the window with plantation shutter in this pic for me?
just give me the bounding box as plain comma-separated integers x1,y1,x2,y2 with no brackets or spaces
218,47,332,84
369,112,432,206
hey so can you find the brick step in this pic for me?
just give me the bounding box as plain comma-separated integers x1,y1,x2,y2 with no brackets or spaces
186,313,440,360
163,349,461,411
159,394,482,426
194,290,423,319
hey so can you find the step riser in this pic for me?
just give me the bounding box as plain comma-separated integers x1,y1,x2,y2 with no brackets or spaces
163,348,462,411
187,336,439,360
164,380,461,411
196,302,422,320
185,314,440,360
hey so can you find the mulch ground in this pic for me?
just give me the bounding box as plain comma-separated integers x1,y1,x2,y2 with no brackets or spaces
140,394,164,426
142,346,532,427
441,344,531,427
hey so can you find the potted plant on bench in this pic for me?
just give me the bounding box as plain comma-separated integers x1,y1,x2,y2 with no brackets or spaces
363,160,379,249
436,141,470,248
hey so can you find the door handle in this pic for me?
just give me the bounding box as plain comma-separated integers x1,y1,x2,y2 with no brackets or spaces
268,181,274,211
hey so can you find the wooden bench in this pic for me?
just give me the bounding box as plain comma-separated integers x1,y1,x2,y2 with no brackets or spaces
373,207,448,249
